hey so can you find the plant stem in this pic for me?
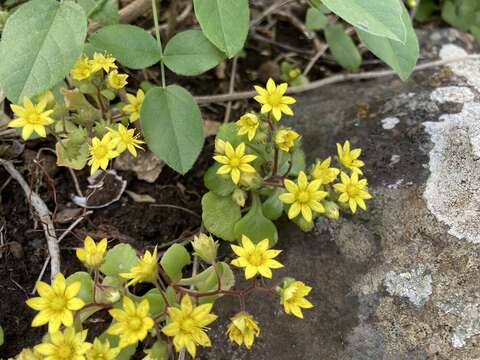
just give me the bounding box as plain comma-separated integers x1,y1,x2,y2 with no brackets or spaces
151,0,166,88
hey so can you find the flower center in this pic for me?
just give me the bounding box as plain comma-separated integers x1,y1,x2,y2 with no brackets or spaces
57,344,72,358
229,157,241,168
93,145,109,159
248,251,264,266
25,112,42,125
50,296,68,311
297,191,310,203
267,92,282,107
346,184,359,197
180,317,197,333
129,317,143,330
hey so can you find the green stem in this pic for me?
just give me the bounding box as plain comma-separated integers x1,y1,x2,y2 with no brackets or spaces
151,0,166,88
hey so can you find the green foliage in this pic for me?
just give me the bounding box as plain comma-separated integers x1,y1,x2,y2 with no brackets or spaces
78,0,119,26
100,243,138,279
160,244,191,282
193,0,249,57
89,24,161,69
66,271,94,303
262,189,284,221
99,333,137,359
321,0,407,42
202,191,242,241
305,7,328,30
0,0,87,102
163,30,226,76
0,325,3,347
204,163,236,196
357,5,419,81
234,193,278,246
141,85,204,174
325,24,362,71
138,289,166,316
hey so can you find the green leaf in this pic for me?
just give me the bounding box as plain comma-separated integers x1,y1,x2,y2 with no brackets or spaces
321,0,406,43
163,30,226,76
262,189,284,221
160,244,191,283
234,193,278,246
55,140,89,170
357,5,419,81
305,8,328,30
0,0,87,102
139,289,165,316
99,333,136,359
141,85,204,174
89,24,160,69
100,244,138,278
91,0,119,26
216,123,242,147
325,24,362,71
202,191,241,241
278,147,306,177
415,0,438,22
204,163,236,196
195,262,235,304
77,0,97,15
0,325,4,346
193,0,249,57
147,341,168,360
66,271,93,303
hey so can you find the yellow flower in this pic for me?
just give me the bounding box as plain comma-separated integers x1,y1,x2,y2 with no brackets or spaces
226,312,260,349
162,294,217,358
280,280,314,319
254,78,296,121
107,70,128,89
34,328,91,360
333,172,372,213
213,142,257,184
86,338,120,360
26,273,85,333
88,135,119,175
337,140,365,174
275,128,300,152
191,233,218,265
107,297,154,348
120,246,158,286
90,52,117,73
311,157,340,185
214,138,226,154
122,89,145,122
231,235,283,279
76,235,107,269
15,348,42,360
236,113,259,141
8,96,54,140
278,171,327,222
107,124,144,157
71,56,94,81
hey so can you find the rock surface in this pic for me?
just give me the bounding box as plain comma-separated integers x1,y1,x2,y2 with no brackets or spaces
201,29,480,360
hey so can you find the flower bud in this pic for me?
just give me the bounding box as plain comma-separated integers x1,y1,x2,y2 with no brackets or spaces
239,172,262,189
323,201,340,220
192,233,218,265
97,287,121,304
215,138,226,154
232,188,247,207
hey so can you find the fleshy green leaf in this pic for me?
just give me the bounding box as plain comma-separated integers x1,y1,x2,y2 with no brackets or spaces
160,244,191,283
163,30,226,76
262,189,284,221
89,24,160,69
139,289,165,316
202,191,241,241
66,271,93,303
234,193,278,246
141,85,204,174
325,24,362,71
321,0,406,42
204,163,236,196
100,243,138,278
0,0,87,102
305,8,328,30
216,123,242,147
357,5,419,81
193,0,249,57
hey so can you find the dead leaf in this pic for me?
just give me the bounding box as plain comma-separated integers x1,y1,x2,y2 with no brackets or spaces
114,151,164,183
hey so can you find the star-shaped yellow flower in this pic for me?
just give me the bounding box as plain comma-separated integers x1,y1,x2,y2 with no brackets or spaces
254,78,296,121
279,171,328,222
213,142,257,184
226,312,260,349
8,96,54,140
122,89,145,122
120,246,158,286
76,235,107,269
87,135,119,175
311,157,340,185
231,235,283,279
275,128,300,152
280,280,314,319
35,328,91,359
107,297,154,348
107,70,128,89
162,294,217,358
71,56,94,81
333,172,372,213
236,113,260,141
337,140,365,174
26,273,85,333
90,52,117,73
107,124,144,157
